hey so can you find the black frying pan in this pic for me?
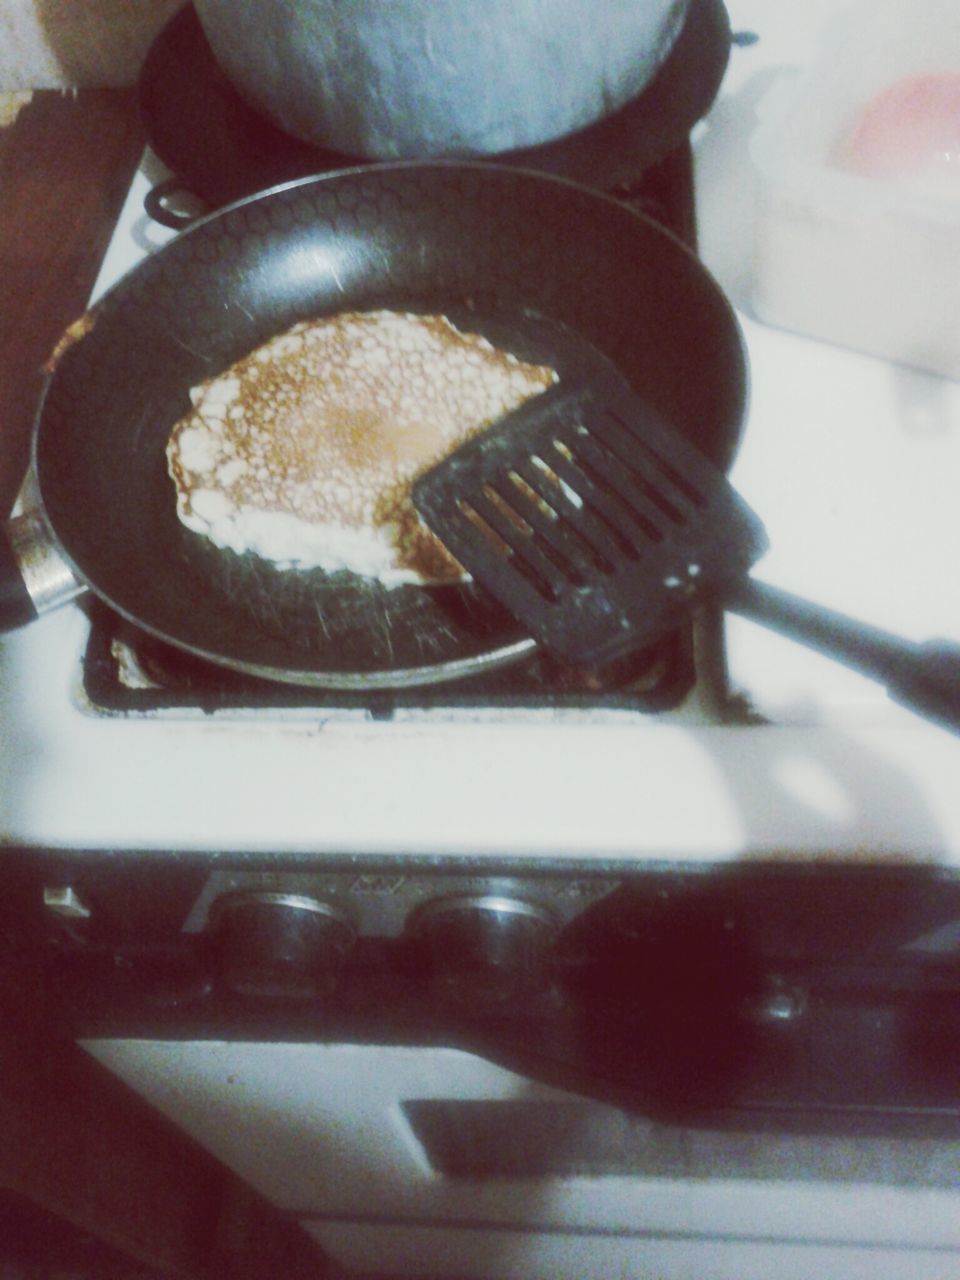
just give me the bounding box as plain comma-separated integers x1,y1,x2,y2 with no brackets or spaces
0,163,747,688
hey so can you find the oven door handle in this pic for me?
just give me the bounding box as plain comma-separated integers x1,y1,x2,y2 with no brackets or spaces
0,508,82,631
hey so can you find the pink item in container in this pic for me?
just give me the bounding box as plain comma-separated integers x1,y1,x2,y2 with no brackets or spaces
839,71,960,184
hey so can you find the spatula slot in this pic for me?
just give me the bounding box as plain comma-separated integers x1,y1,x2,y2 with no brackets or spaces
489,471,620,589
507,452,636,573
457,497,561,603
474,483,586,599
579,418,692,530
505,467,601,579
481,482,535,539
551,433,669,548
604,407,709,511
508,465,562,521
458,499,513,557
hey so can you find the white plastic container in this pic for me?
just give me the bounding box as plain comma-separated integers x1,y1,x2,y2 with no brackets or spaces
749,0,960,379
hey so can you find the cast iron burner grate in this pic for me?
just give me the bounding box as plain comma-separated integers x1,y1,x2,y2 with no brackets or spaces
78,3,728,716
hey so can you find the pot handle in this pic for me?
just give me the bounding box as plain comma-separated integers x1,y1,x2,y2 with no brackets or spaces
0,510,82,632
144,177,209,231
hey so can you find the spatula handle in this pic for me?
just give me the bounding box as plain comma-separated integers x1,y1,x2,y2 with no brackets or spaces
725,578,960,734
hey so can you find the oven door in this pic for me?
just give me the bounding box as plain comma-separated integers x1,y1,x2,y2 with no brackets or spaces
84,1038,960,1280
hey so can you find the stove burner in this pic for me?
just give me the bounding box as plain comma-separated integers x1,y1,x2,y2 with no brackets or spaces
80,598,698,716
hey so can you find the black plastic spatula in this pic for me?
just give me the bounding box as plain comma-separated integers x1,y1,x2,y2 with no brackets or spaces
412,369,960,733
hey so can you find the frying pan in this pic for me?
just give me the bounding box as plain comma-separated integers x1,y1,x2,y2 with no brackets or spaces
0,163,746,689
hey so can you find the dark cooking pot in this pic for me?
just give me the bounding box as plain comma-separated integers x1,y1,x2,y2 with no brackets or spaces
0,163,747,689
138,0,731,233
192,0,690,158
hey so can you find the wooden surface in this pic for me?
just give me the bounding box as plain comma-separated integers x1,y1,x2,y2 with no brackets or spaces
0,89,145,515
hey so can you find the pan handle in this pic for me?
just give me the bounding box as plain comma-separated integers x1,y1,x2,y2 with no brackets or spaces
0,510,82,632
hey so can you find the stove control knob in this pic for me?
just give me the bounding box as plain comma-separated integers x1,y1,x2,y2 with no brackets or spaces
409,894,556,1007
211,892,355,1001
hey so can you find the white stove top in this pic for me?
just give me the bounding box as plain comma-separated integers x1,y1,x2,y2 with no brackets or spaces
2,0,959,860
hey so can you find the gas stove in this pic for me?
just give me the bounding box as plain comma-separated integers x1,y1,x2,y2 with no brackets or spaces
2,0,958,859
5,2,960,1275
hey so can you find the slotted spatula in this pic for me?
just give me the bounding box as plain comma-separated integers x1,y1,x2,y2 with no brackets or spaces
412,368,960,733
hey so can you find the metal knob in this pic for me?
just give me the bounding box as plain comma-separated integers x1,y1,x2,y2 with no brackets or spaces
211,892,355,1000
409,894,556,1007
